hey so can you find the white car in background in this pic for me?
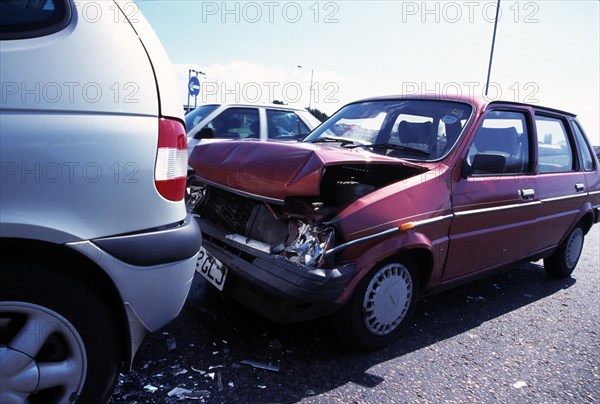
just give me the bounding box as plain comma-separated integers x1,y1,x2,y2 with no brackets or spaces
185,103,322,154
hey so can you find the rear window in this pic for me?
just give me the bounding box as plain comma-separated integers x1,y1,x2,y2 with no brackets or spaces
536,115,575,173
0,0,71,40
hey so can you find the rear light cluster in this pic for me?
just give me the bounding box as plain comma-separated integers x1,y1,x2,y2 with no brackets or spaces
155,118,188,201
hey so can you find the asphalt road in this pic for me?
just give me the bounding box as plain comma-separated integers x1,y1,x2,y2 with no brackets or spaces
111,226,599,403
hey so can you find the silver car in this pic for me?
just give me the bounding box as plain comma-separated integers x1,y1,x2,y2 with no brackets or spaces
0,1,201,402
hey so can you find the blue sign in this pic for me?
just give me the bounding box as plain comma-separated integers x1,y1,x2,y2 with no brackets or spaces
188,76,200,97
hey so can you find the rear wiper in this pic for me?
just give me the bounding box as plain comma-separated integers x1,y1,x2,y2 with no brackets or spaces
347,143,430,157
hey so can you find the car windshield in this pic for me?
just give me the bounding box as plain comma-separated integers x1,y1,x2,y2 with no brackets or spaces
303,100,472,160
185,104,219,132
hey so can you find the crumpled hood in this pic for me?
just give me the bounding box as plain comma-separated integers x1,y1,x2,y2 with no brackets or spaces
189,140,424,201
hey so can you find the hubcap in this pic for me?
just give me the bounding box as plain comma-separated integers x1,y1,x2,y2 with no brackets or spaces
565,228,584,269
362,263,413,336
0,302,87,403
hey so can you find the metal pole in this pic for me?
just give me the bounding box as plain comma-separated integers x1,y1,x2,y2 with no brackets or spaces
194,72,198,110
187,69,192,113
485,0,501,96
308,69,314,110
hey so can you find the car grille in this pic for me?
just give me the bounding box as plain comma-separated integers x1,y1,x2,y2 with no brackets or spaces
200,186,256,235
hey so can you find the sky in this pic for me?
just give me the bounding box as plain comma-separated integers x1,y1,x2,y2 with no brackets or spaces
136,0,600,145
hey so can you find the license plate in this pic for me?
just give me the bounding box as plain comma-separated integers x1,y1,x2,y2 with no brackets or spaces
196,247,228,291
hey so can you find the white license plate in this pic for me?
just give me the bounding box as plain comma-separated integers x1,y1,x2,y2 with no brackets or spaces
196,247,228,291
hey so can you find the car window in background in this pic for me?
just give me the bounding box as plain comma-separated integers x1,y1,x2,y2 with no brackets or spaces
467,110,531,175
0,0,70,39
536,116,575,173
572,122,595,172
267,110,310,139
184,104,219,132
208,107,259,139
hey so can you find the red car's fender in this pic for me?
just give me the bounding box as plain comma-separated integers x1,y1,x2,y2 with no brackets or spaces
334,230,435,305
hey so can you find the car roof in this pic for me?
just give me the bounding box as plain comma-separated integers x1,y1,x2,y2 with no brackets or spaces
206,103,309,112
351,94,577,117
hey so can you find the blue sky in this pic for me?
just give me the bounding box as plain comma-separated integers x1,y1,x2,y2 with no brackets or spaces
136,1,600,144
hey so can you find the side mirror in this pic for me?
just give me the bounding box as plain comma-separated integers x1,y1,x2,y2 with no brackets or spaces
461,154,507,178
195,127,215,139
460,159,473,179
471,153,506,175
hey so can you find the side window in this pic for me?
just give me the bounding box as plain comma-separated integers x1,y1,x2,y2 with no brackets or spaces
266,110,310,139
0,0,71,40
536,116,575,173
467,110,530,175
571,122,595,172
207,108,260,139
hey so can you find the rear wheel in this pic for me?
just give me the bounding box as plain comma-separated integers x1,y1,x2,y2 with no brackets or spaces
334,259,419,350
0,260,120,403
544,224,585,278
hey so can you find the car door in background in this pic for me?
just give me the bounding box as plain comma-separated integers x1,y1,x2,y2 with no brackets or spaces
266,109,312,140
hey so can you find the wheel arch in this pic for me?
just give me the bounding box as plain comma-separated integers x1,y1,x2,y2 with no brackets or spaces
0,237,131,371
335,231,435,304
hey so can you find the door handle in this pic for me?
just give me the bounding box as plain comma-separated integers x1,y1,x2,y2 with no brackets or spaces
519,189,535,198
575,183,585,192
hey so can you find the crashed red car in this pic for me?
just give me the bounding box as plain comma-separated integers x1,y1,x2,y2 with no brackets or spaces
188,95,600,349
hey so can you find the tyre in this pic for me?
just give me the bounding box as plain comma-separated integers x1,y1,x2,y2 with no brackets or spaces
544,224,585,278
0,260,120,403
333,259,419,350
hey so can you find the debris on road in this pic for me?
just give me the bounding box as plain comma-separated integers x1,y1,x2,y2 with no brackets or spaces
166,336,177,352
512,380,528,389
143,384,158,393
173,368,188,376
167,387,192,399
240,359,280,372
217,371,224,391
191,365,205,375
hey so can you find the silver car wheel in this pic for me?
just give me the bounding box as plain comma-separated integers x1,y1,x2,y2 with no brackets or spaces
362,263,413,336
0,302,87,403
565,227,584,269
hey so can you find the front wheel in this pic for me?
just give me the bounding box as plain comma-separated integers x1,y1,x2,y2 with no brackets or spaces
333,259,419,350
544,224,585,278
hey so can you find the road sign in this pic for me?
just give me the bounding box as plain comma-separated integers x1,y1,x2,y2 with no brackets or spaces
188,76,200,97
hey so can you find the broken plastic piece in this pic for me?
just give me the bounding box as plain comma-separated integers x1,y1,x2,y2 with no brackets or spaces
191,366,205,375
167,387,192,398
217,371,224,391
173,368,188,376
226,234,273,253
143,384,158,393
166,337,177,352
240,359,280,372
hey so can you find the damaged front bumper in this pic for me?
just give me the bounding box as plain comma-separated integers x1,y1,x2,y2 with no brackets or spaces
198,219,356,323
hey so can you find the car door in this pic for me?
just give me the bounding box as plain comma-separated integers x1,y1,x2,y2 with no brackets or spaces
445,108,542,281
533,113,587,249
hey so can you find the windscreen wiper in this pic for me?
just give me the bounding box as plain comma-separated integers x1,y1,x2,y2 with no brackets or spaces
346,143,431,157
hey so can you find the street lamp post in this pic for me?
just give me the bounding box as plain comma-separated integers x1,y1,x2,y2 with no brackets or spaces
297,65,314,111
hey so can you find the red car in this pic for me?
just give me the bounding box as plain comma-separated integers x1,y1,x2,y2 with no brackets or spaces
188,95,600,349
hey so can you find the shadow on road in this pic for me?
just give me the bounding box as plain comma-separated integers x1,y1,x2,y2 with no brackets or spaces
116,261,575,403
